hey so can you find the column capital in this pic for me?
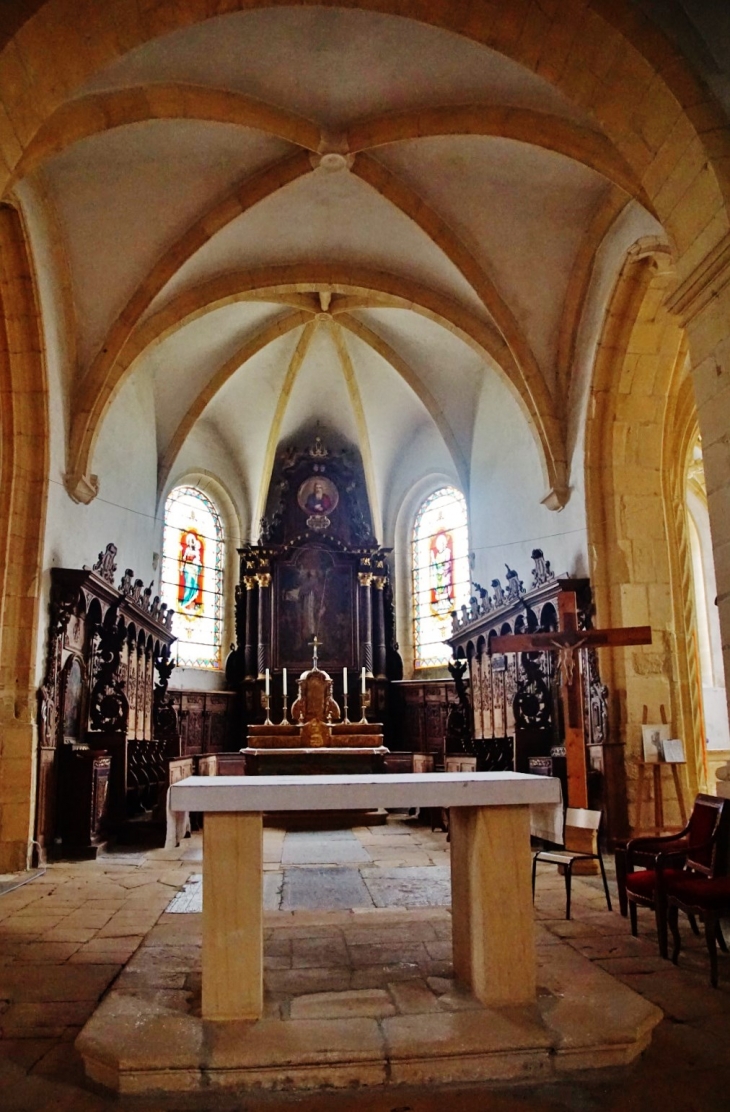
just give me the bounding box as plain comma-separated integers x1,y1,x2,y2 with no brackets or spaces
256,573,272,589
358,572,373,587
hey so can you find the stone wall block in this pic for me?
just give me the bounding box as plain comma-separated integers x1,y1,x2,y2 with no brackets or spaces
706,485,730,547
617,583,650,626
675,206,729,289
670,170,728,259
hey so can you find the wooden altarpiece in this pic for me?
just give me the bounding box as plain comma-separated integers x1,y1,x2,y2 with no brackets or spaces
447,550,633,843
35,543,177,860
228,437,402,752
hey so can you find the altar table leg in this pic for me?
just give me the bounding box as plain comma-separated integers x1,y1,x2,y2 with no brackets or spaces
202,811,263,1021
450,804,536,1006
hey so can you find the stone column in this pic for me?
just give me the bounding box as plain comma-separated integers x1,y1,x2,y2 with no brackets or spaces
256,573,272,678
669,249,730,787
243,576,258,681
358,572,373,675
0,206,50,872
372,576,387,680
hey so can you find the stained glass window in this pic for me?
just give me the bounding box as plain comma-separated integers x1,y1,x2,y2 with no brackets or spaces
161,486,224,670
412,487,469,669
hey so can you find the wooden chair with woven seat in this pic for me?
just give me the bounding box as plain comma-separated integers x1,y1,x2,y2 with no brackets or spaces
624,794,727,959
532,807,612,920
666,873,730,987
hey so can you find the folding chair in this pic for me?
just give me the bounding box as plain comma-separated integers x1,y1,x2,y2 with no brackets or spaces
532,807,612,920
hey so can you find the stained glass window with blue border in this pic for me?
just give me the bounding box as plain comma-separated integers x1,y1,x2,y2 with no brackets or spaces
412,487,469,669
161,486,224,670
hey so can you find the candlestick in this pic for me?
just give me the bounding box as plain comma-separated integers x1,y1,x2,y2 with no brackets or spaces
262,692,272,726
343,667,347,695
359,689,371,725
342,691,350,725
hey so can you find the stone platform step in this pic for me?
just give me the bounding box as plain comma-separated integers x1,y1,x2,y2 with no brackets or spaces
76,908,661,1095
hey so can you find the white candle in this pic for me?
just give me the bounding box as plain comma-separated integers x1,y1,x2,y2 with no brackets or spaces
361,667,366,693
343,667,347,694
282,668,287,697
265,668,270,696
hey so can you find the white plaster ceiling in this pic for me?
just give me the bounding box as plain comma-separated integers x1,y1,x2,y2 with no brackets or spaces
375,138,613,382
149,168,491,323
38,121,294,369
15,5,654,527
148,300,292,454
78,7,594,128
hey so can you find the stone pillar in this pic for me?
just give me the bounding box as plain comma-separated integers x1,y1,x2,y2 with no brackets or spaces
669,246,730,786
372,576,387,680
243,576,258,681
0,206,50,872
256,573,271,678
358,572,373,675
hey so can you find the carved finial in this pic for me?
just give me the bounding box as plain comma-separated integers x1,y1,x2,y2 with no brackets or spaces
92,543,117,584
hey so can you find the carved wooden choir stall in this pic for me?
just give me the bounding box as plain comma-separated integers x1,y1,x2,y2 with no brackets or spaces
447,550,648,843
35,543,177,860
227,436,400,772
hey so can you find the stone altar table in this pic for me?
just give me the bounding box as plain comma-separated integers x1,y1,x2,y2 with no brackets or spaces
170,771,561,1021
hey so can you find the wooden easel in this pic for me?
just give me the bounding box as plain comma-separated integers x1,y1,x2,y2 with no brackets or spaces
635,705,688,834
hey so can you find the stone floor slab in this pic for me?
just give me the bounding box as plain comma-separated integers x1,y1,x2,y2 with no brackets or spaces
281,839,372,865
362,866,451,908
281,867,374,910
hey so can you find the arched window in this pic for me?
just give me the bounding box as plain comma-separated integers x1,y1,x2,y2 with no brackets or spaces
412,486,469,669
161,485,225,670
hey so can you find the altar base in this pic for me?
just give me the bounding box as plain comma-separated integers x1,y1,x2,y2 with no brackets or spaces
76,907,661,1095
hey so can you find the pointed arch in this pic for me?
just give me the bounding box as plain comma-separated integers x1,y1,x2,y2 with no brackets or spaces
585,240,702,832
68,263,567,513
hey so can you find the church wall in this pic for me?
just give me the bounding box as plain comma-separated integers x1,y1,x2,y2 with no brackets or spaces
567,203,667,467
37,367,160,686
469,377,589,590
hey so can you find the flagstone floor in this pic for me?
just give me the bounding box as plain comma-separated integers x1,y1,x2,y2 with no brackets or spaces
2,817,730,1110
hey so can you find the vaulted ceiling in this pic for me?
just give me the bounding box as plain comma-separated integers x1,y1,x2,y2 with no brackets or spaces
12,5,660,537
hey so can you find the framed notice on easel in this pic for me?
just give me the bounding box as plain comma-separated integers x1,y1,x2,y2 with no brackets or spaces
635,706,687,834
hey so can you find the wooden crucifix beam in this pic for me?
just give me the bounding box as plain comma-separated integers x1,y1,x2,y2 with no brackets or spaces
489,592,652,807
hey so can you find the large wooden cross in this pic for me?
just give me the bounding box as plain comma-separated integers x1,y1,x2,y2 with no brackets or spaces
489,591,652,807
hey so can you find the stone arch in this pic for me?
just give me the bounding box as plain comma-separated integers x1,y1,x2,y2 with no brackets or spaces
68,265,566,515
585,240,700,832
1,1,729,261
0,202,49,871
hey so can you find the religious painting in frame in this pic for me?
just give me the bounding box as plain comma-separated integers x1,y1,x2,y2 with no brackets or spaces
274,544,355,671
642,723,671,763
297,475,339,533
63,612,85,653
61,655,85,744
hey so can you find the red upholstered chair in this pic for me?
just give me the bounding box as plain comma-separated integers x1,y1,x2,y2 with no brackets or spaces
667,874,730,987
624,794,727,959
